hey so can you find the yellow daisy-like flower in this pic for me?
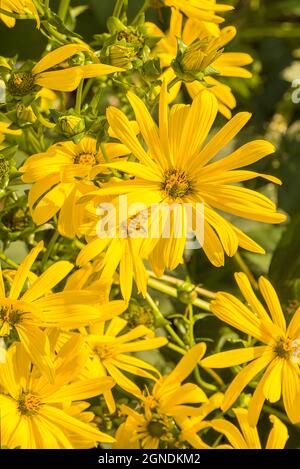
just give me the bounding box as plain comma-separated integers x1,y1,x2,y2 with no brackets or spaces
0,339,115,448
5,44,123,96
209,408,289,449
0,0,39,28
147,9,253,118
201,272,300,426
165,0,234,24
20,137,131,237
0,241,126,382
114,343,208,449
87,85,285,275
83,316,168,405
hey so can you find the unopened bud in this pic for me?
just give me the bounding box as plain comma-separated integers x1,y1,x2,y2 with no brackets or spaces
177,282,197,304
16,103,36,123
172,38,221,83
58,114,85,137
108,45,136,69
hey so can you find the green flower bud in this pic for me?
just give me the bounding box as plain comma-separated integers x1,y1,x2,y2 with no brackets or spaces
177,282,197,304
108,45,136,69
143,58,161,81
171,38,221,83
58,114,85,137
16,103,36,123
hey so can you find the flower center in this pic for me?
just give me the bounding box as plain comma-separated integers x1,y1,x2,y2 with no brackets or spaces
147,419,167,438
274,337,300,362
117,30,144,46
7,71,35,96
161,168,192,199
94,344,116,361
73,153,97,166
0,305,23,336
18,393,41,416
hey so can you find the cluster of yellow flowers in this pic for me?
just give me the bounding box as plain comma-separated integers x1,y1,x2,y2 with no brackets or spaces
0,0,299,449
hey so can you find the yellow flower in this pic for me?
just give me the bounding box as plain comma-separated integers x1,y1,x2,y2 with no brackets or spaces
0,0,39,28
114,343,208,449
164,0,234,24
20,137,131,237
6,44,123,95
209,408,289,449
0,339,115,448
147,9,253,118
0,241,126,382
201,272,300,426
86,85,285,275
83,317,168,405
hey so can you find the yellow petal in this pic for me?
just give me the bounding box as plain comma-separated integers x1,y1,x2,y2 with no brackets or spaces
33,44,90,74
179,90,218,168
258,276,286,332
16,325,55,383
9,241,43,300
233,408,261,448
161,343,206,391
40,405,114,444
43,377,114,403
210,419,247,448
282,360,300,424
193,112,251,169
79,63,123,77
21,261,73,303
266,415,289,449
35,68,82,92
234,272,271,322
222,351,275,412
201,346,268,368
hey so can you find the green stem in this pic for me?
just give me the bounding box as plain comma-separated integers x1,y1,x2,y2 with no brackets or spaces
0,252,18,269
194,365,217,392
147,271,216,299
58,0,70,22
148,277,211,312
234,252,258,290
31,102,55,129
41,230,59,269
113,0,124,18
145,292,186,348
145,292,169,328
81,79,93,104
131,0,149,25
167,343,186,355
75,79,84,114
